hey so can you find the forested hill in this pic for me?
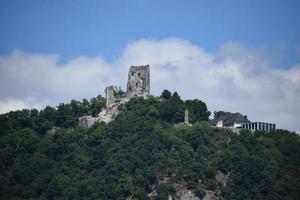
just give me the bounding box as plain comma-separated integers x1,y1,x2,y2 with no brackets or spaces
0,90,299,200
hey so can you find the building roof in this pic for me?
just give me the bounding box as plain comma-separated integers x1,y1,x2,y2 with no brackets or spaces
211,112,251,126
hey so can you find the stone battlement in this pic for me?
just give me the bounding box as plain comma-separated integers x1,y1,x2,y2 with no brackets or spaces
129,65,150,71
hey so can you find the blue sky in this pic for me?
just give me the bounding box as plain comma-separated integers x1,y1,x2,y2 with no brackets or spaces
0,0,300,131
1,0,300,65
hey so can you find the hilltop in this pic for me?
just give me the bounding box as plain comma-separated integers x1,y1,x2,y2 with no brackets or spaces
0,90,299,200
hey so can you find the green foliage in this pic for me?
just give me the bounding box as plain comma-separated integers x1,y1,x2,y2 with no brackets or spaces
0,91,299,200
89,95,106,117
159,91,185,123
213,110,231,118
0,95,105,134
160,89,172,99
157,183,169,200
185,99,211,122
194,188,206,199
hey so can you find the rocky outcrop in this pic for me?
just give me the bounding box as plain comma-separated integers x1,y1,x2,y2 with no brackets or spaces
148,187,200,200
146,170,230,200
203,190,217,200
46,127,60,135
173,189,200,200
215,171,230,187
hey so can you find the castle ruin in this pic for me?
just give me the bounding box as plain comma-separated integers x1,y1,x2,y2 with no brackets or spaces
127,65,150,98
79,65,150,128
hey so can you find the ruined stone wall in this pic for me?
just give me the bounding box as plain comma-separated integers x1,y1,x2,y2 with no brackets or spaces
127,65,150,98
79,65,150,128
78,116,98,129
105,85,116,108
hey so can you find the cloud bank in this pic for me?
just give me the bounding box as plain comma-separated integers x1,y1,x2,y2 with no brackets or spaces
0,38,299,130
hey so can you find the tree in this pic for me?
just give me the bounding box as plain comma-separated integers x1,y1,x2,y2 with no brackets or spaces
185,99,210,122
213,110,230,118
90,95,105,117
157,183,169,200
160,89,172,99
0,91,299,200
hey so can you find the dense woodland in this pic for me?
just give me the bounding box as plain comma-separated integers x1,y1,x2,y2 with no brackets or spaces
0,90,299,200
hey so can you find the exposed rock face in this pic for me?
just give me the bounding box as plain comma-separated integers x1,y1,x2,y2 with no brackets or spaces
174,189,200,200
148,186,200,200
46,127,60,135
79,65,150,128
201,171,230,200
203,190,217,200
215,171,230,187
146,171,230,200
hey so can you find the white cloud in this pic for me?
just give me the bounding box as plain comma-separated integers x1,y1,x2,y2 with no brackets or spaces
0,38,299,131
0,96,46,114
0,50,111,105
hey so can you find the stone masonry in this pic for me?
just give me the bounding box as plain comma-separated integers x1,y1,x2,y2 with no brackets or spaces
127,65,150,98
79,65,150,128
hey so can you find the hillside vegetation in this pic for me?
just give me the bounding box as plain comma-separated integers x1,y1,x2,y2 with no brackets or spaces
0,90,299,200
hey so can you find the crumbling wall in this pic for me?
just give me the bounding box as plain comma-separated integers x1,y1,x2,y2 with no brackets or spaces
105,86,116,108
79,116,98,129
98,97,129,124
79,65,150,128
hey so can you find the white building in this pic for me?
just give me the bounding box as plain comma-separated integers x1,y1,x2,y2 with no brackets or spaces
242,122,276,132
211,112,250,129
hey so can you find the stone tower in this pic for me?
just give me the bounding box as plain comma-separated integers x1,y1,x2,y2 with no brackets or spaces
105,86,115,108
127,65,150,98
184,109,189,125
